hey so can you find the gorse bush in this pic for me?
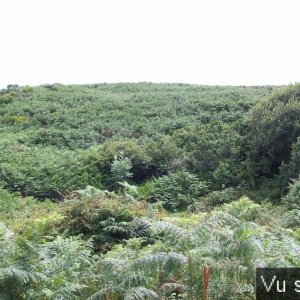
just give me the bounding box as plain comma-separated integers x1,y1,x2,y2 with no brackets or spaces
0,92,15,104
172,122,240,181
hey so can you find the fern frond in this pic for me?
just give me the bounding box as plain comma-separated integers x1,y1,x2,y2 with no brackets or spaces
87,286,124,300
56,282,87,296
157,282,186,293
0,266,46,284
149,220,187,239
131,252,187,273
124,287,158,300
129,218,150,238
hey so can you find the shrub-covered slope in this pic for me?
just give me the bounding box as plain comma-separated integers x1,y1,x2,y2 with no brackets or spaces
1,83,300,299
0,83,272,198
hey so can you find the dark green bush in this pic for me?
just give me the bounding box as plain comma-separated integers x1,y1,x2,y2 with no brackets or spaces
0,147,103,199
146,171,209,211
172,122,240,180
197,187,240,207
244,84,300,191
88,140,152,183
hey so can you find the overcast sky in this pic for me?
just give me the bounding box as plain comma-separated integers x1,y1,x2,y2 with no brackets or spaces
0,0,299,88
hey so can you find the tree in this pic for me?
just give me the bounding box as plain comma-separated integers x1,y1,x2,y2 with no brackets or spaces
111,152,133,183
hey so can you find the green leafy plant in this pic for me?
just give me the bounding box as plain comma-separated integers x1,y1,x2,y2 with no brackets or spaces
111,153,133,184
146,171,209,211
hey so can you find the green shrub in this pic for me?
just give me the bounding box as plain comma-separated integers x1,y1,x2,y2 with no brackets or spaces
59,186,149,251
21,86,34,94
282,209,300,228
0,92,15,104
1,115,28,124
0,147,103,199
90,140,152,183
111,153,133,184
198,187,240,207
280,137,300,189
283,176,300,209
213,160,234,188
146,171,209,211
244,84,300,192
146,137,181,175
173,122,240,180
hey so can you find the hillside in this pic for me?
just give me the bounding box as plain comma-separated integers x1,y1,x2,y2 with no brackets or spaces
0,83,272,198
1,83,300,299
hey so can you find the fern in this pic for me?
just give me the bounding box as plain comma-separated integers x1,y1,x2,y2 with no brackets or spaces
88,286,124,300
157,282,186,293
124,287,158,300
0,266,46,284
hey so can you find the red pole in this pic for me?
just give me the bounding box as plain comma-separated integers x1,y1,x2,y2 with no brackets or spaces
105,288,109,300
203,265,210,300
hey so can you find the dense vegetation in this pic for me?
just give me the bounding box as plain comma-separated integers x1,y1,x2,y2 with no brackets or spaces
1,82,300,299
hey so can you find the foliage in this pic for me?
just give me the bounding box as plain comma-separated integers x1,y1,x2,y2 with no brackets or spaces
173,122,240,181
1,185,300,299
2,83,300,299
188,187,241,213
59,186,149,251
0,83,271,197
282,209,300,228
0,92,15,104
244,84,300,194
87,198,300,299
111,153,133,184
283,176,300,209
146,171,209,211
280,137,300,188
0,225,95,299
0,146,102,199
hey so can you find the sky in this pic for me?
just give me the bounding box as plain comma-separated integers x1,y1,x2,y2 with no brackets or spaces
0,0,299,88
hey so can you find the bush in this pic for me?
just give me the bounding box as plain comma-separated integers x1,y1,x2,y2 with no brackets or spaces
59,186,149,251
173,122,240,180
213,161,234,188
146,171,209,211
1,115,28,124
197,187,240,207
0,92,15,104
282,209,300,228
21,86,34,94
283,176,300,209
244,84,300,191
96,140,152,183
0,147,103,199
111,153,133,184
146,137,181,175
280,137,300,188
